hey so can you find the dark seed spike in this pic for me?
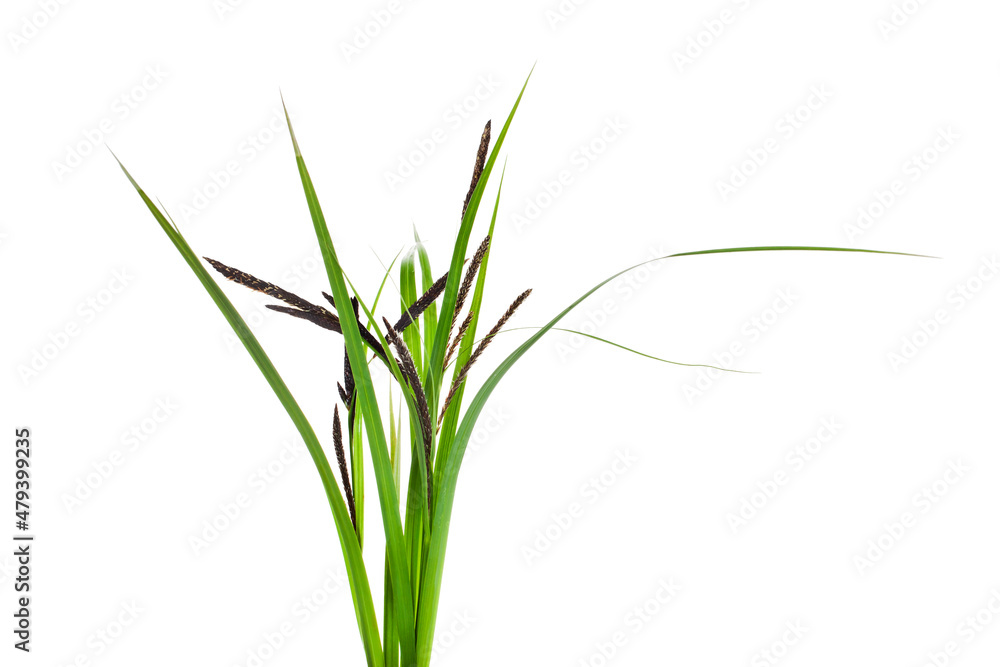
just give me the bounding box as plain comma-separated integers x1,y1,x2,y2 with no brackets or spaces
299,292,388,359
438,288,532,425
343,298,359,408
448,234,490,326
204,257,328,316
330,293,390,359
462,120,491,218
266,304,341,332
449,235,490,335
444,309,474,369
382,317,434,508
265,303,387,361
338,382,349,406
392,268,451,333
333,406,357,530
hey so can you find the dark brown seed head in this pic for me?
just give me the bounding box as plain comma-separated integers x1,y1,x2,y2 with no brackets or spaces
266,304,341,332
393,269,451,332
382,317,434,506
205,257,327,317
342,299,359,406
451,235,490,328
462,120,491,218
444,309,474,369
333,406,357,530
438,288,532,424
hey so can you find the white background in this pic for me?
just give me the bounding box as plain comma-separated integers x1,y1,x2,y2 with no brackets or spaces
3,1,1000,666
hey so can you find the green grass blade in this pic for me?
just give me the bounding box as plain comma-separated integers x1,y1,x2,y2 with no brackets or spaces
345,275,433,532
113,154,384,667
424,67,534,417
384,388,400,667
343,275,433,624
400,247,422,375
667,245,936,259
463,326,756,374
352,411,365,551
416,244,929,664
413,226,438,366
280,103,417,667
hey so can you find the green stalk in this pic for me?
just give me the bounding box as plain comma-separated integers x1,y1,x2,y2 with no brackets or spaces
384,388,402,667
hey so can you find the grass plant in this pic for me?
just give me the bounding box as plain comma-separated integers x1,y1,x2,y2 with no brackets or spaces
113,70,928,667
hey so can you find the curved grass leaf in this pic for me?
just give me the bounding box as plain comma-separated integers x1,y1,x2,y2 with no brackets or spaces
112,154,384,667
459,326,756,374
415,244,931,665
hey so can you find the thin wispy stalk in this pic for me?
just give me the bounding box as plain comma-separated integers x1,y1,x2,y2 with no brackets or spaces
438,288,531,425
333,406,357,530
382,317,433,507
462,120,491,218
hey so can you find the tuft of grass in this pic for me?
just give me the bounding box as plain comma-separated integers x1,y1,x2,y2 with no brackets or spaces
113,68,932,667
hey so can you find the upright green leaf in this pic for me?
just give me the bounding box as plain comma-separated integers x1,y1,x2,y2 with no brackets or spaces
413,226,438,365
400,247,422,375
280,103,417,667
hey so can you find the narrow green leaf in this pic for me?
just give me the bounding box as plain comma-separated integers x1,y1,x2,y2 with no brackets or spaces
400,247,422,375
280,103,417,667
344,275,433,537
453,326,757,374
416,244,930,665
342,275,434,622
112,154,384,667
352,411,365,551
384,387,400,667
413,226,438,365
